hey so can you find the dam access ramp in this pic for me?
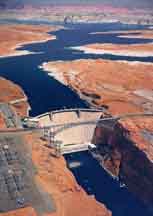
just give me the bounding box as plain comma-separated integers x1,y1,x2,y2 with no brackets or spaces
31,108,105,154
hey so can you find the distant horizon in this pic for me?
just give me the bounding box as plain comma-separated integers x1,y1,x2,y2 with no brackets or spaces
0,0,153,10
23,0,153,9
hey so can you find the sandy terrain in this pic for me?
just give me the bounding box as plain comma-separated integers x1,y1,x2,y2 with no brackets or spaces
90,30,153,39
40,58,152,193
41,57,153,208
0,112,6,128
0,24,59,57
22,133,111,216
0,77,26,102
41,59,153,115
1,207,37,216
0,77,111,215
117,30,153,39
120,117,153,160
71,29,153,57
0,77,29,118
94,114,153,207
0,24,112,216
71,42,153,57
0,24,152,214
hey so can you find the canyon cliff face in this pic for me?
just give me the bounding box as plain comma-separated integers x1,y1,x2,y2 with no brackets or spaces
0,77,111,216
23,133,112,216
93,117,153,209
41,56,153,210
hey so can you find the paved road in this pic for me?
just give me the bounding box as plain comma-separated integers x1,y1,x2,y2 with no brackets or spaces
0,112,153,134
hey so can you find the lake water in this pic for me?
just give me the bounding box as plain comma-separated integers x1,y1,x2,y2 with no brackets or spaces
65,151,152,216
0,22,152,116
0,22,153,215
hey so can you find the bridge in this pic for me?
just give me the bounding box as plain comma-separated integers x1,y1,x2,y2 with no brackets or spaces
0,106,152,213
0,107,153,155
26,109,153,156
29,108,104,155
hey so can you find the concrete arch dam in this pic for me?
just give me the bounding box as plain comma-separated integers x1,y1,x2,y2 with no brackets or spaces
30,110,153,154
35,109,105,153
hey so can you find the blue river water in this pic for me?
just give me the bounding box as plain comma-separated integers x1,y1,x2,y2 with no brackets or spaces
0,22,153,116
65,151,153,216
0,22,153,215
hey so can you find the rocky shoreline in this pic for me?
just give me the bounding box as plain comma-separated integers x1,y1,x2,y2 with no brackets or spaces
1,23,153,215
0,77,29,118
0,78,111,216
70,44,153,57
0,24,58,58
40,57,153,208
40,58,153,113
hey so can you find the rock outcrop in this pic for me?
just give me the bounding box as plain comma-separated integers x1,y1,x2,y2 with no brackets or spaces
0,77,29,118
0,77,111,216
41,59,153,115
93,117,153,209
40,57,153,210
23,133,112,216
0,24,58,57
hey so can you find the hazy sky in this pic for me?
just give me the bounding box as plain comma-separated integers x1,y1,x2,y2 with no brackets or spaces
23,0,153,8
1,0,153,9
